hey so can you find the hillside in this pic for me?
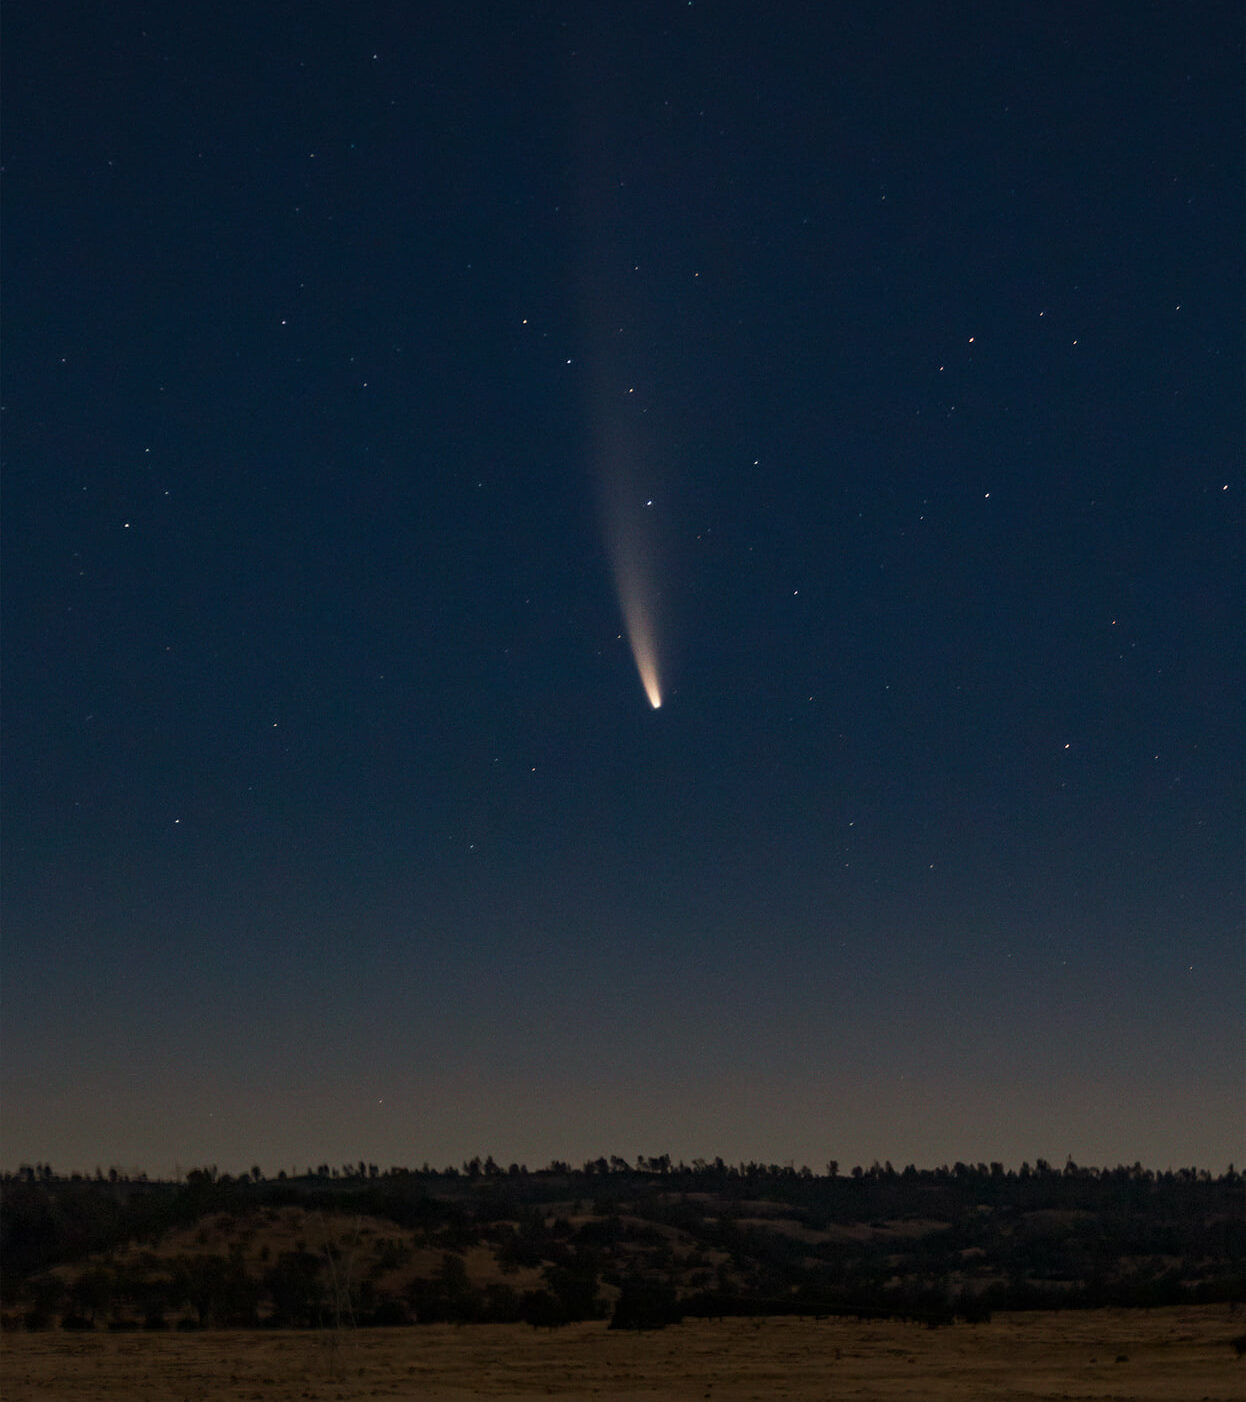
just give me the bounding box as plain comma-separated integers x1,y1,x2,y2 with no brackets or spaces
2,1160,1242,1331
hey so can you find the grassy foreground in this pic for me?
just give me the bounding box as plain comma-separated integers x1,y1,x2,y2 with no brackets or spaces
2,1305,1242,1401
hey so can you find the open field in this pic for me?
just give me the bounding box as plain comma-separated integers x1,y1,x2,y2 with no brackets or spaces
2,1306,1242,1402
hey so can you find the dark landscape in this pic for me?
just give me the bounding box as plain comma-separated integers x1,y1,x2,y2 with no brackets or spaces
5,1159,1244,1401
3,1158,1241,1333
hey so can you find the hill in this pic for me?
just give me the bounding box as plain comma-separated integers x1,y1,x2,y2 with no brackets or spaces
2,1159,1242,1331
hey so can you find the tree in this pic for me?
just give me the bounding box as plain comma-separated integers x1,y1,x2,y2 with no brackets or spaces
264,1251,324,1327
175,1252,257,1328
542,1263,601,1321
609,1276,682,1331
23,1274,66,1330
519,1288,566,1328
69,1267,113,1325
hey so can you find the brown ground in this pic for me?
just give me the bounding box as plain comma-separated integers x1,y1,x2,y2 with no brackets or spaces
2,1305,1241,1401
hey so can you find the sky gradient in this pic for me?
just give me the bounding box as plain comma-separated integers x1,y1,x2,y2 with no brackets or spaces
3,1,1242,1177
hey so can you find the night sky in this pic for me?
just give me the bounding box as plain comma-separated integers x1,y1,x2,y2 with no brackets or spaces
4,2,1242,1178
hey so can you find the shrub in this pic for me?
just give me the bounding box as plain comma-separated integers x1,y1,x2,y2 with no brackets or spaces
518,1290,567,1329
609,1278,683,1331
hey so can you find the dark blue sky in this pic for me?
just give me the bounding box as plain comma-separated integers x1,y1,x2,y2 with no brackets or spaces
4,1,1242,1176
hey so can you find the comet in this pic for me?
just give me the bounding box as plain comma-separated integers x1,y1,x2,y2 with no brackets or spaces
597,430,665,710
615,562,662,709
570,37,670,711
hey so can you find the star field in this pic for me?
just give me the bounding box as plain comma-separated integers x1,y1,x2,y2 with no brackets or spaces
2,2,1241,1176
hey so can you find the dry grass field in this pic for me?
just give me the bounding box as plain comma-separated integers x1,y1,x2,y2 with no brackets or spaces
2,1306,1241,1402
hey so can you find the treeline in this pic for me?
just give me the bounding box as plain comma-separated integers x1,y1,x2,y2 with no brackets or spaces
10,1155,1233,1188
